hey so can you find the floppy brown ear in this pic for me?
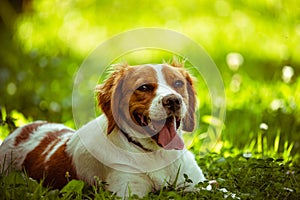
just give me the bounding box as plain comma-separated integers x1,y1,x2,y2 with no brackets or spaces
182,72,196,132
96,66,127,134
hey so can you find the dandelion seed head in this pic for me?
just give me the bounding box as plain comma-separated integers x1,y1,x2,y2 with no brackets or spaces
226,52,244,71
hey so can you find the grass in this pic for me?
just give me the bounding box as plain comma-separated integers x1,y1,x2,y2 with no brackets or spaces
0,150,299,200
199,152,300,199
0,113,299,200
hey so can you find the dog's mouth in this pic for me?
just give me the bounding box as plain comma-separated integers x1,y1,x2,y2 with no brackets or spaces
133,113,184,150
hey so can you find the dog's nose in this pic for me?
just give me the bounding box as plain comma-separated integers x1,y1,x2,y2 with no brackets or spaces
162,94,182,112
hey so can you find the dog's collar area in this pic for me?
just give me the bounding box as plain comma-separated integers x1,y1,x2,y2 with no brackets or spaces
120,129,153,152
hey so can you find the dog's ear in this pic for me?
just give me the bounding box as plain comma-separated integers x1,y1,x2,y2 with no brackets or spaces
182,71,196,132
169,58,196,131
182,72,196,132
96,64,128,134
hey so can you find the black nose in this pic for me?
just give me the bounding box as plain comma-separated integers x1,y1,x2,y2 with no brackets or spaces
162,94,182,112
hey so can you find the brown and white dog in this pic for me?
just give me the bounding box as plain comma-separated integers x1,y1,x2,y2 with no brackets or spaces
0,61,205,197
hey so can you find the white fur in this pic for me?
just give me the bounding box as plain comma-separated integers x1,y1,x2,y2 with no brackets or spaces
69,115,205,197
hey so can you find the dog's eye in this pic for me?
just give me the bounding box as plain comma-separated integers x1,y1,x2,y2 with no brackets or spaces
174,80,184,88
137,84,154,92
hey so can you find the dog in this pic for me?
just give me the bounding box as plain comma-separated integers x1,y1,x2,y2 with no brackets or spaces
0,60,206,197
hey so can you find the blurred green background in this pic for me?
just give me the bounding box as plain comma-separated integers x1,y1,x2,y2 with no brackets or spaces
0,0,299,158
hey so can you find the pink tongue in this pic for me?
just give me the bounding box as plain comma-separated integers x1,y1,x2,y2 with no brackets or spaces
157,119,184,150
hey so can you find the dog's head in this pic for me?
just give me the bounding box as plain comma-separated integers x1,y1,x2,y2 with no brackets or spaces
96,60,196,151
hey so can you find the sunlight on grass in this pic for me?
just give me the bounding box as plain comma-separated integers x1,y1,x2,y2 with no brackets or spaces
12,0,300,63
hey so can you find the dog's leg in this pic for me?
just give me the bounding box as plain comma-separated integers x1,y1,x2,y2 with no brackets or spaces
106,171,152,198
179,151,206,189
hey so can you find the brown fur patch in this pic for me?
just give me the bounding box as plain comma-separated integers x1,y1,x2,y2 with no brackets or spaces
182,71,196,131
125,66,158,131
22,129,77,189
162,64,196,131
14,122,48,146
97,65,158,134
96,65,129,134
